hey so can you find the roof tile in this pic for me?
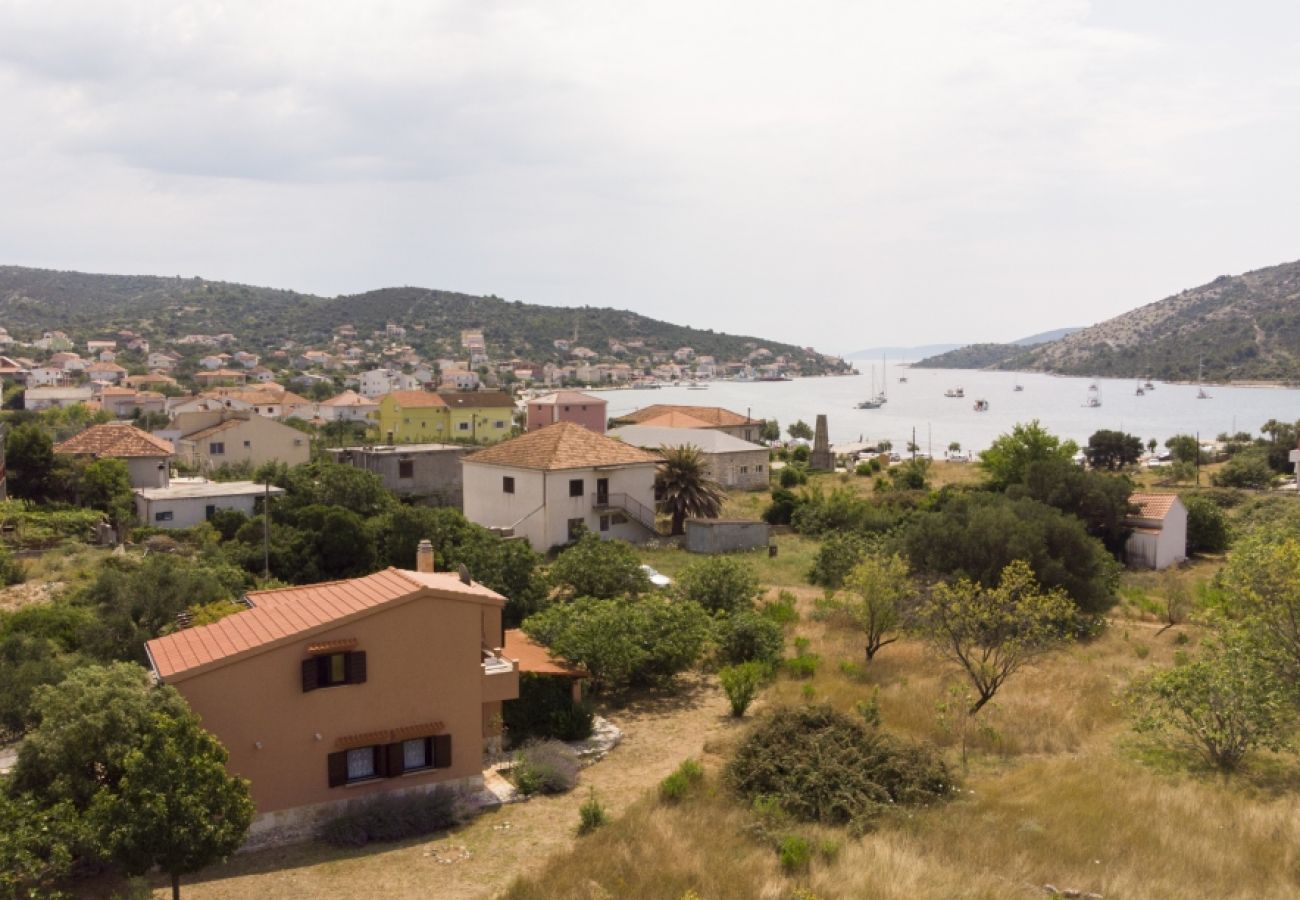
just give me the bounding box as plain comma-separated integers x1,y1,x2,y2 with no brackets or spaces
54,422,173,458
464,421,659,471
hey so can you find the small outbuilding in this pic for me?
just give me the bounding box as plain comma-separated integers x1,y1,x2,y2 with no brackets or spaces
1124,492,1187,570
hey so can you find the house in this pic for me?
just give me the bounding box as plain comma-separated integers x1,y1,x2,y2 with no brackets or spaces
194,368,248,387
26,366,66,388
375,391,449,443
439,367,480,391
1124,492,1188,570
461,421,661,551
0,356,28,383
315,390,379,423
135,477,284,528
23,386,94,410
608,424,769,490
124,373,179,391
96,387,167,419
439,392,515,444
174,413,311,471
147,351,181,370
328,444,470,507
142,553,519,838
85,362,127,383
54,422,173,488
525,391,607,434
610,405,764,443
201,386,314,420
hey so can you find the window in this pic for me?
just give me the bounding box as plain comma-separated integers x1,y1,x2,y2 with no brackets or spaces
403,738,432,771
757,464,764,473
328,734,451,788
205,505,216,520
494,420,506,429
346,747,376,782
210,442,225,455
563,406,570,412
569,478,584,497
398,459,414,479
243,440,251,449
458,422,470,432
154,511,173,523
740,466,749,474
503,476,515,494
294,438,303,446
301,651,367,691
599,514,611,532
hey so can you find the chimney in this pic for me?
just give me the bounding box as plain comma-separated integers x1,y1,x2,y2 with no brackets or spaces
416,539,435,573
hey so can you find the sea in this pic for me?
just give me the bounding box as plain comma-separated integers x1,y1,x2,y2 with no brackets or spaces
599,366,1300,454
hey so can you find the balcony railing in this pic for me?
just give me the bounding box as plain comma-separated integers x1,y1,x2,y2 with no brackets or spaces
591,492,661,534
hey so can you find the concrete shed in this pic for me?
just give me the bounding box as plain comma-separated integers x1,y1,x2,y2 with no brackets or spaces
1124,492,1187,570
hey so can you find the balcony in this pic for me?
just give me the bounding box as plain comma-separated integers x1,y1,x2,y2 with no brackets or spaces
481,650,519,703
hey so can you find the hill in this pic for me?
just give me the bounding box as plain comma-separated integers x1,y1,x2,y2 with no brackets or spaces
1010,260,1300,382
845,343,961,360
1011,326,1082,346
912,342,1027,370
0,266,848,374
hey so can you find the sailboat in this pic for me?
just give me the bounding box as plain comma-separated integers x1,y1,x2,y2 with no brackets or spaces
1135,382,1145,396
973,399,989,412
1083,384,1102,408
856,366,882,409
1196,359,1211,399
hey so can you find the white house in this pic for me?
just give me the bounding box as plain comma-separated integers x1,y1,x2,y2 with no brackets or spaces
1125,492,1188,570
608,424,770,491
316,389,379,423
23,386,94,410
461,421,661,552
135,478,284,528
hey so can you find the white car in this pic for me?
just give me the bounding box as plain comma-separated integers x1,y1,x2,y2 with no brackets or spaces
641,565,672,588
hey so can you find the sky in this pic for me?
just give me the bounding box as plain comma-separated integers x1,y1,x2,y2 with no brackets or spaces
2,1,1299,354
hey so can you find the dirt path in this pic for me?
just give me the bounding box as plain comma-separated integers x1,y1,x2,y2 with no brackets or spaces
160,674,735,900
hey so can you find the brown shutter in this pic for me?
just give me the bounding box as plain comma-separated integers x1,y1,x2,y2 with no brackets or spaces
372,744,388,778
433,734,452,769
327,750,348,787
349,651,367,684
385,742,405,777
301,658,319,692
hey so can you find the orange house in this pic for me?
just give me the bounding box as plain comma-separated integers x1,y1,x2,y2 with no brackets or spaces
144,545,519,844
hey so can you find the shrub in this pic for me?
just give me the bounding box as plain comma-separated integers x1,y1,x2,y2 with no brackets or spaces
1182,494,1230,554
511,740,580,796
716,611,784,667
503,673,595,745
727,705,951,829
675,556,762,614
577,788,608,834
548,533,651,599
0,545,25,586
318,787,465,846
806,531,873,589
778,834,812,873
761,591,799,626
784,654,819,679
720,661,769,717
1211,449,1276,490
660,758,705,801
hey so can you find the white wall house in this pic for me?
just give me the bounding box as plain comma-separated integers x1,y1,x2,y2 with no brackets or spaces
461,422,661,552
1125,492,1188,570
135,479,285,528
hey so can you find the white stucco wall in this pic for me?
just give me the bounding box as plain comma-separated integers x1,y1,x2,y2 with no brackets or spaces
135,492,262,528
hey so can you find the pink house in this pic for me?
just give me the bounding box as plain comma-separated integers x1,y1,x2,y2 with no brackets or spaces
525,390,607,434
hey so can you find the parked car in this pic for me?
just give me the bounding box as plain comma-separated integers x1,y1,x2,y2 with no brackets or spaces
641,564,672,588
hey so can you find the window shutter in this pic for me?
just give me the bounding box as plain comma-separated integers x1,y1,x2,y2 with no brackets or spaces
327,751,348,787
385,742,405,778
349,651,367,684
301,658,319,692
433,734,452,769
372,744,389,778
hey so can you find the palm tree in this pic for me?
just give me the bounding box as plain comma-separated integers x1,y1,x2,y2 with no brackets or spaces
655,445,726,536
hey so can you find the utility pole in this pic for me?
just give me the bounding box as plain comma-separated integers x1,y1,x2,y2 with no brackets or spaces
1195,430,1200,487
263,480,271,579
911,426,917,461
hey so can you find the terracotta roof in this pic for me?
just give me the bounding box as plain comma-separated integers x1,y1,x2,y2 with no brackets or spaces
529,390,606,407
504,629,587,677
464,421,659,471
182,419,245,442
615,405,757,428
320,389,376,408
54,422,173,459
1128,492,1179,520
634,411,720,429
382,390,447,409
438,391,516,409
145,568,505,681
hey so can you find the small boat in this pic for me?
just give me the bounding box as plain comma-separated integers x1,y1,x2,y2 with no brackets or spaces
898,376,908,383
973,399,989,412
758,374,792,382
1197,387,1211,400
856,399,882,410
1135,383,1145,396
944,387,965,398
1083,384,1102,408
1013,383,1024,392
1196,359,1210,399
631,380,661,390
1143,380,1155,390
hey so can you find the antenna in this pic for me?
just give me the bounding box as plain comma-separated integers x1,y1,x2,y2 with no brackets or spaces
458,563,472,585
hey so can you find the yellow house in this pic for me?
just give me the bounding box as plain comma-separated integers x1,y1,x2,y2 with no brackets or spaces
438,392,516,444
376,391,450,443
375,391,517,444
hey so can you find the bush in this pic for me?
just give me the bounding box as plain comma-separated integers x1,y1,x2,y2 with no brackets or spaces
716,611,785,667
0,545,25,586
761,591,799,626
790,486,906,537
720,661,769,717
660,758,705,801
676,556,762,614
784,654,819,679
1211,449,1276,490
318,787,465,846
727,705,951,829
548,533,651,599
503,673,595,745
778,834,812,873
806,531,873,589
523,596,713,692
577,788,608,834
763,488,800,525
1182,494,1230,554
511,740,580,796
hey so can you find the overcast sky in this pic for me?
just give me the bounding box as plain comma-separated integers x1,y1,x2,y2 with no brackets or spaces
2,1,1299,353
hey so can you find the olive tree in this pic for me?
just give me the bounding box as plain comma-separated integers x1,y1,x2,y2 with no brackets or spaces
829,554,913,662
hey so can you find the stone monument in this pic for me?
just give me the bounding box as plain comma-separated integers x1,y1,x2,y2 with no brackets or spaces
809,414,833,471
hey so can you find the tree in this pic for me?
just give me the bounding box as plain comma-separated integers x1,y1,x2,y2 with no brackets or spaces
1164,434,1203,465
787,420,813,441
548,533,651,599
897,492,1120,617
1127,625,1293,775
1084,430,1143,471
0,791,82,898
654,445,725,536
914,560,1076,714
1211,448,1276,489
77,458,136,525
1259,418,1300,473
1008,458,1135,555
947,441,961,455
5,422,56,501
87,710,254,899
888,457,930,491
978,420,1079,490
674,555,761,614
760,419,781,442
1182,495,1229,554
831,554,913,662
1220,536,1300,688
